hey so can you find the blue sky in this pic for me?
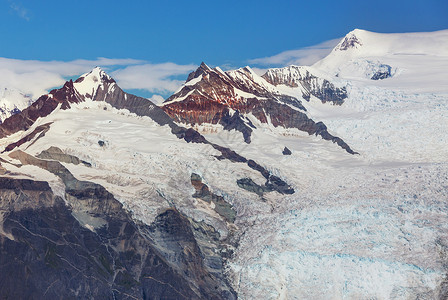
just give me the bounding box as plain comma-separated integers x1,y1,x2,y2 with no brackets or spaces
1,0,447,101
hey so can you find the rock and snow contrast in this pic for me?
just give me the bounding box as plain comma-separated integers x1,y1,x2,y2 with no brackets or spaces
0,87,32,123
162,62,356,154
0,29,447,299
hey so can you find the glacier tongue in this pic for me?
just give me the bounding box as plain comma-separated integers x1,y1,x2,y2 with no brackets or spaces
219,30,448,299
229,161,447,299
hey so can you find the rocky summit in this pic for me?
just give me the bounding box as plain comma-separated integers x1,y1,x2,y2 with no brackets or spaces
162,63,356,154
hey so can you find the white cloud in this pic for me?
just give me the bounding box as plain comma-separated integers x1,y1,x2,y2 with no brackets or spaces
249,38,341,67
111,63,196,94
0,68,63,99
0,57,143,76
148,94,166,105
0,57,195,99
251,67,268,76
9,1,30,21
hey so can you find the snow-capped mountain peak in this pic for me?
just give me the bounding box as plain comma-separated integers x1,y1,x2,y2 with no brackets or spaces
1,28,448,299
162,62,356,153
334,29,364,51
73,67,116,101
186,62,213,82
0,68,159,139
313,29,448,88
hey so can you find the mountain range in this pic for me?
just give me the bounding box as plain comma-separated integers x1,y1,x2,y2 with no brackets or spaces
0,29,447,299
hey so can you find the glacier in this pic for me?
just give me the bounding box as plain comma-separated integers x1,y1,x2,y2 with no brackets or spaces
0,29,447,299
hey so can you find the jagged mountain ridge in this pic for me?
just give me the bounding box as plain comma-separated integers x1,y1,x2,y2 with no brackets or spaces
1,28,447,299
0,67,301,299
0,67,294,195
0,68,171,139
261,65,347,104
162,63,356,154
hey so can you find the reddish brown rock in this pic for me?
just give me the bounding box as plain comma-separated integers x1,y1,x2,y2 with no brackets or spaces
0,80,81,139
163,63,357,154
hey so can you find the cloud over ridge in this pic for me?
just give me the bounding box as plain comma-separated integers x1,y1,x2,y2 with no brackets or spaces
249,38,341,67
0,57,195,101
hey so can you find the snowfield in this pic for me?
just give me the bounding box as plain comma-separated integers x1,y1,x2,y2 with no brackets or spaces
0,29,447,299
0,86,32,123
204,29,448,299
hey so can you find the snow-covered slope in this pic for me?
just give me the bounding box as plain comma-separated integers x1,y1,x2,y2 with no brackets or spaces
0,87,32,123
261,65,348,105
0,29,448,299
190,29,448,299
162,62,357,154
313,29,448,92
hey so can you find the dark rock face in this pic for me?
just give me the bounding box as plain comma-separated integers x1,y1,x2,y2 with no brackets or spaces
236,173,294,196
0,80,81,139
163,63,356,154
1,67,294,195
371,64,392,80
0,68,301,298
37,146,91,167
236,178,270,196
245,159,295,194
266,175,295,195
0,176,51,191
163,63,305,143
262,66,348,105
94,81,174,128
282,147,292,155
235,99,357,155
219,110,253,144
0,163,236,299
337,34,363,50
191,173,236,223
1,67,295,194
2,122,52,153
301,78,347,105
188,218,234,277
0,69,171,142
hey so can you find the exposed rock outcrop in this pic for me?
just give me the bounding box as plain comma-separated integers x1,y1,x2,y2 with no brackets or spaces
262,66,348,105
0,153,237,299
37,146,92,167
0,80,81,139
2,122,52,153
163,63,356,154
0,68,295,196
236,178,270,196
336,33,363,50
282,146,292,155
191,173,236,223
371,64,392,80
